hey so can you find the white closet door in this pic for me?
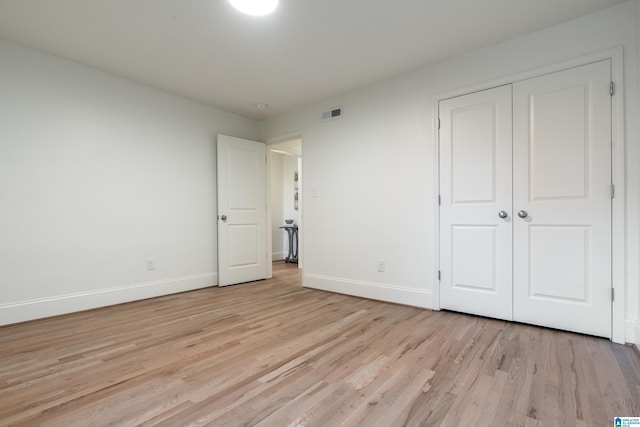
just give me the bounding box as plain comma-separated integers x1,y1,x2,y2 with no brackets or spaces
439,85,513,320
512,60,612,338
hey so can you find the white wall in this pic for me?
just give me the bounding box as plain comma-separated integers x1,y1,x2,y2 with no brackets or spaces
0,38,258,324
260,1,640,344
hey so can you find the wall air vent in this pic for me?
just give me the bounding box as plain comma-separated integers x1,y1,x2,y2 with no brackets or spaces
321,107,342,122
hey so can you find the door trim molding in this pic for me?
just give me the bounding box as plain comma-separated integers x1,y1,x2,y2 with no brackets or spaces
433,47,625,343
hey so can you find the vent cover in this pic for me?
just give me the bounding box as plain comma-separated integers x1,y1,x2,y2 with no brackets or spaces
321,107,342,122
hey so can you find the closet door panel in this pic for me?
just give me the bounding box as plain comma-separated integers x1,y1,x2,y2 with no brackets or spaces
512,60,612,338
439,85,513,321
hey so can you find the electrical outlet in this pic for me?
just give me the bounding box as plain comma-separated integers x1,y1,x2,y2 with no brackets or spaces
146,259,156,271
377,260,385,272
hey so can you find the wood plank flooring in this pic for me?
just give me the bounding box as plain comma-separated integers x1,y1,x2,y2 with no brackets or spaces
1,262,638,426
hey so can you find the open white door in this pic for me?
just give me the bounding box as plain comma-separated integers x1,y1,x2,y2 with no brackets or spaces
217,135,267,287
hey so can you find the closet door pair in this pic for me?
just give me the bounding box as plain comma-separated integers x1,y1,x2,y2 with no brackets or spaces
439,60,612,338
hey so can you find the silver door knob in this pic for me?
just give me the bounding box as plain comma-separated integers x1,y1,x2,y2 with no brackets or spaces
220,214,227,222
517,210,528,218
498,210,508,219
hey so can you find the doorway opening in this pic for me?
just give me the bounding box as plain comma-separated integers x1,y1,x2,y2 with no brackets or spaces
268,138,302,275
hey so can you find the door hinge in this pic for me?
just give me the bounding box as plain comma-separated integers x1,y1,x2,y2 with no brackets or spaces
610,82,615,96
438,270,441,281
611,288,615,301
437,118,441,130
438,195,441,205
610,184,615,198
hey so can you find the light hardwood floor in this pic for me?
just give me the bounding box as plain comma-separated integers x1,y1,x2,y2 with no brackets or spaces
1,262,638,426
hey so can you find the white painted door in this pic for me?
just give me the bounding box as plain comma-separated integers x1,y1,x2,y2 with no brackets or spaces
439,85,514,320
512,61,612,337
217,135,267,287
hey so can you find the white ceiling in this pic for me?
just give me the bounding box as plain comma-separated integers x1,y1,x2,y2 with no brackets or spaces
0,0,626,120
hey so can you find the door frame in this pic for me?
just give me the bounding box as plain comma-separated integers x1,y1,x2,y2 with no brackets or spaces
433,47,625,343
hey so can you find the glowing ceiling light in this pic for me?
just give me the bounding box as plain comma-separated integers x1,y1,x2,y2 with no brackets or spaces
228,0,279,16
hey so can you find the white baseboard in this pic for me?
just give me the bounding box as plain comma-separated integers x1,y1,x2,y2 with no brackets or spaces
303,274,432,308
272,251,285,261
0,273,217,326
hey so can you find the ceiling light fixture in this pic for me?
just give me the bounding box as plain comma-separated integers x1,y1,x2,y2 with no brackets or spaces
255,102,268,109
228,0,278,16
